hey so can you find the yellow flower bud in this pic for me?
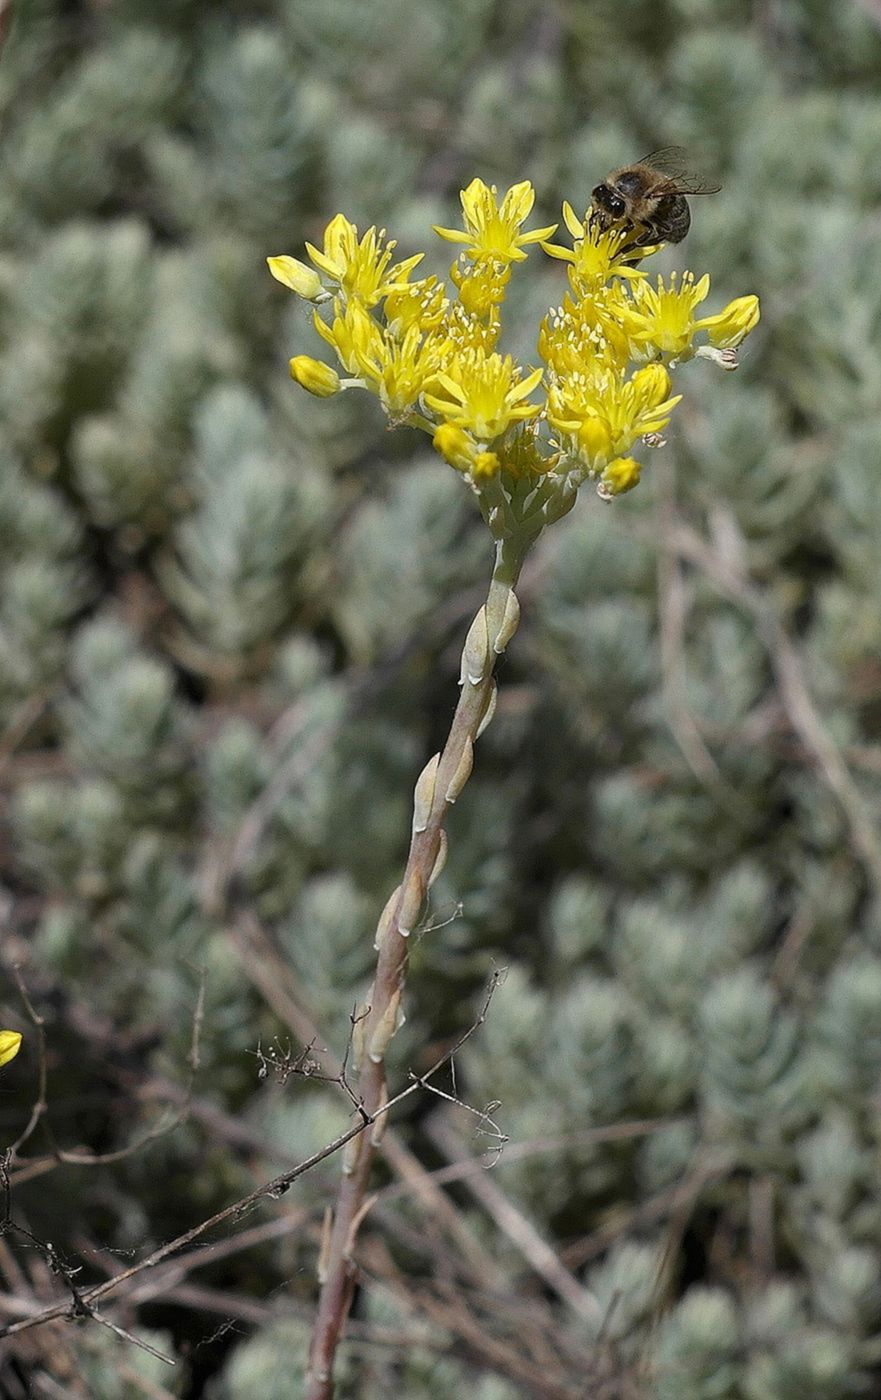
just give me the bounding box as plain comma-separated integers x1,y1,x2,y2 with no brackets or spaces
289,356,341,397
267,255,324,301
472,451,500,478
433,422,476,472
705,294,761,349
576,416,612,463
631,362,672,403
601,457,642,495
0,1030,22,1067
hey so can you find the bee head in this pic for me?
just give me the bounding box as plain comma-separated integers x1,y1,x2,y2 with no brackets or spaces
591,182,626,219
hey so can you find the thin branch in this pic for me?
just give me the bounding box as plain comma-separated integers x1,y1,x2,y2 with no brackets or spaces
425,1112,604,1326
0,974,502,1345
306,528,532,1398
88,1310,174,1367
7,965,48,1156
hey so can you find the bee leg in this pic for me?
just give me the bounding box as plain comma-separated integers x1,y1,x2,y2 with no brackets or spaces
615,221,650,255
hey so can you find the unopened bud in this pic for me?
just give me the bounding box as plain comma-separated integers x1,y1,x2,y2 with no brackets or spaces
372,1080,390,1145
317,1207,333,1282
599,457,642,498
475,681,498,739
433,422,476,472
289,356,341,397
342,1132,364,1176
267,255,324,301
472,451,500,478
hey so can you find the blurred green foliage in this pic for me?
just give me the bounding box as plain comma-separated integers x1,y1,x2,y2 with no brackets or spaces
2,1,881,1396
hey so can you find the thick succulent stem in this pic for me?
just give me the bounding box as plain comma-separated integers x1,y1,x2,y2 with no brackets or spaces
305,528,532,1398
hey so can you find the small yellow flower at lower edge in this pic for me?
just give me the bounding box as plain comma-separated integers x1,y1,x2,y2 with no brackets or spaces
289,356,341,397
472,450,501,478
0,1030,22,1067
432,422,501,480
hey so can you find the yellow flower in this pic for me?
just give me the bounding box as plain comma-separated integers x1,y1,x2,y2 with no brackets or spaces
356,324,448,417
618,271,712,359
450,256,510,318
305,214,423,307
539,289,631,379
472,450,501,478
383,276,448,337
620,276,762,363
548,362,681,471
433,422,478,472
266,255,325,302
542,204,650,290
313,299,384,376
698,293,761,349
271,180,761,502
434,180,557,265
431,424,500,479
289,356,341,397
0,1030,22,1068
424,350,543,442
599,457,642,497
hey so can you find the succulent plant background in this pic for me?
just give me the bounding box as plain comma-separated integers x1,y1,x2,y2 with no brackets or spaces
1,2,881,1397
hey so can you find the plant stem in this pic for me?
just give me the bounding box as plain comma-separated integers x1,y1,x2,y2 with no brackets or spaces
305,528,534,1398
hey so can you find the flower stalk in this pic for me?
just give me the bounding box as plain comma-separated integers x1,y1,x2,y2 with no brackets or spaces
305,520,534,1398
269,176,760,1396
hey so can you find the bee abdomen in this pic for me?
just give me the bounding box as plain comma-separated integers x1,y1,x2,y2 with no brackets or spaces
653,194,691,244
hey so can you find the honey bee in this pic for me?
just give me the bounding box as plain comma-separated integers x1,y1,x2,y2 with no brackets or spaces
591,147,721,248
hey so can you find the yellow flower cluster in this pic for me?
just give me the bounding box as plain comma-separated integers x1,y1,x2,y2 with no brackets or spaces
268,179,759,506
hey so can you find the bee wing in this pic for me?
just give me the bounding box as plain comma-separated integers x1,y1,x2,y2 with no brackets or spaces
638,146,722,196
637,145,690,176
669,178,722,196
